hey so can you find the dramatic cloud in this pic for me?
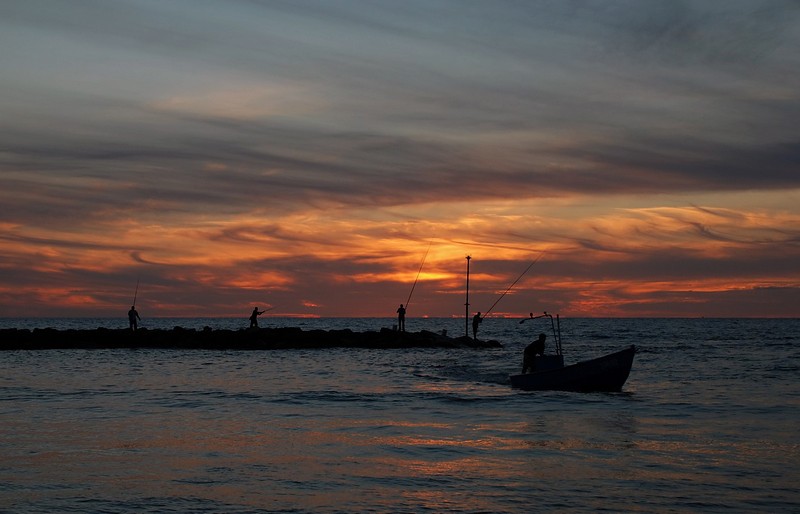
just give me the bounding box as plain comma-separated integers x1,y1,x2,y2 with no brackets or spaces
1,0,799,317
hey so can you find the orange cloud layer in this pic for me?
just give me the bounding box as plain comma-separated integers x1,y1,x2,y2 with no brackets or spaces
1,193,798,317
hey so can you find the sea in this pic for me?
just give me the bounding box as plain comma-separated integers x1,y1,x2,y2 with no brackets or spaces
1,317,798,513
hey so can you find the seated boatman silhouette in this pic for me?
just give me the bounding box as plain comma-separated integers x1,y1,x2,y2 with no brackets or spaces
522,333,547,373
249,307,265,328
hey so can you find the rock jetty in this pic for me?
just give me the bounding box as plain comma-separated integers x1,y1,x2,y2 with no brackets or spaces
0,327,502,351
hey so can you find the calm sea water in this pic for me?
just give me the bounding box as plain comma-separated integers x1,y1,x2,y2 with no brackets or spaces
1,317,798,513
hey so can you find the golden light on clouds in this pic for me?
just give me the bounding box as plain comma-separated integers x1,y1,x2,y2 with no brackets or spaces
2,191,798,316
151,82,326,120
1,2,799,317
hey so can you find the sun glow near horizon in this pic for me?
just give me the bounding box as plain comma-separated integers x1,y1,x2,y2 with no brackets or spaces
1,191,798,317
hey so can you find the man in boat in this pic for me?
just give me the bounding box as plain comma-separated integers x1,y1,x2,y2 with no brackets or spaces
472,312,482,340
128,305,141,331
522,333,547,373
396,304,406,332
249,307,265,328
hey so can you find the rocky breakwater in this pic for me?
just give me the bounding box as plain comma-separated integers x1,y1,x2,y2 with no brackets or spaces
0,327,502,350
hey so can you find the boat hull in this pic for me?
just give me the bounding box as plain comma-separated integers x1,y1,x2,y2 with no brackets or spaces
509,345,636,392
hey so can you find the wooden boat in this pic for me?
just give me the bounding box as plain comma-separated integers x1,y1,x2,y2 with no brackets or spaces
458,260,636,392
509,345,636,392
508,312,636,392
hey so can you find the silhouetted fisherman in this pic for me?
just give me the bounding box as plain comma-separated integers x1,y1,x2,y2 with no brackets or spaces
128,305,141,331
249,307,265,328
397,304,406,332
472,312,482,340
522,333,547,373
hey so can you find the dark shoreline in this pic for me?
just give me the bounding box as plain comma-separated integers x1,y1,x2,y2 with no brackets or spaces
0,326,502,350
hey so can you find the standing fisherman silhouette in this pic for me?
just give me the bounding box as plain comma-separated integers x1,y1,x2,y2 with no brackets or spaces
472,312,482,340
396,304,406,332
128,306,141,331
249,307,265,328
128,279,141,331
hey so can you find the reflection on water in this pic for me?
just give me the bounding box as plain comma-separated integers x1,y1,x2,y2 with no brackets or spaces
1,318,799,512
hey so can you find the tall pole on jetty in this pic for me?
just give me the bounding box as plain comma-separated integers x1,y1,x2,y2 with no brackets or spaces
464,255,471,337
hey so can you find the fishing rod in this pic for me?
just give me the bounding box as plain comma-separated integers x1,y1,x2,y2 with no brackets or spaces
251,306,275,315
132,278,140,307
481,251,546,319
405,242,432,309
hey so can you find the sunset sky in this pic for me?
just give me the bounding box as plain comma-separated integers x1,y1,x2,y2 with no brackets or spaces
1,0,799,318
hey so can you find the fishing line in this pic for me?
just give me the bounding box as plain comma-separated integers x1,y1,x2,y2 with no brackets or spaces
482,251,546,318
405,242,432,309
